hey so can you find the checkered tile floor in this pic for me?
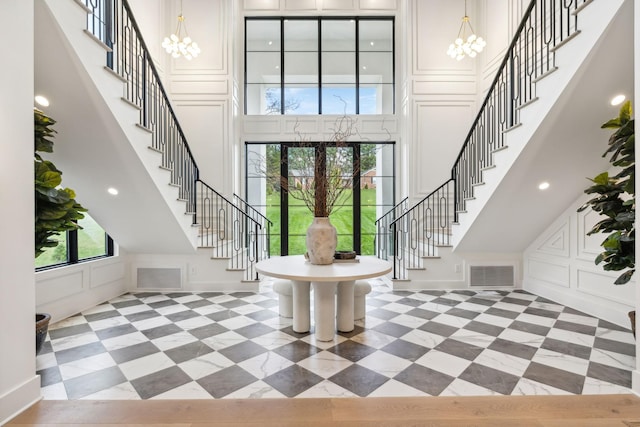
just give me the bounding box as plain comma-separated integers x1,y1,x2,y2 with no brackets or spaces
36,279,635,399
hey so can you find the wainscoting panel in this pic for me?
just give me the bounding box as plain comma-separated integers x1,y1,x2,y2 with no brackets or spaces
37,270,84,305
535,219,570,258
577,207,607,261
36,257,128,322
523,193,635,327
244,0,280,10
90,260,126,289
284,0,316,10
576,268,635,305
359,0,397,10
527,258,570,288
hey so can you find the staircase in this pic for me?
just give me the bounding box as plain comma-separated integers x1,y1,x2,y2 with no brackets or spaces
377,0,632,286
35,0,268,281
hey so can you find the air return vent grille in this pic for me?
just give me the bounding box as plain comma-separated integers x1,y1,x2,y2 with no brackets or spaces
137,268,182,289
469,265,515,287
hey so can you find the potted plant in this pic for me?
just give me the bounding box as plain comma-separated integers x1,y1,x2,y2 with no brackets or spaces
578,100,635,335
34,108,87,353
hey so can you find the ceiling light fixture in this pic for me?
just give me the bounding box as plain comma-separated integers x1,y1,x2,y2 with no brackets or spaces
162,0,200,60
35,95,50,107
447,0,486,61
611,94,626,106
538,182,550,190
107,187,119,196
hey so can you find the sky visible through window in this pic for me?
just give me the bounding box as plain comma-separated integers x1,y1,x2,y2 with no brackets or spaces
268,87,377,114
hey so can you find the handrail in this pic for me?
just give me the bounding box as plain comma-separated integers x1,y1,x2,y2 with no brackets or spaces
375,197,408,227
451,0,585,219
197,180,266,281
388,180,454,280
83,0,269,280
374,197,408,260
233,193,273,226
389,180,453,228
382,0,589,280
85,0,200,214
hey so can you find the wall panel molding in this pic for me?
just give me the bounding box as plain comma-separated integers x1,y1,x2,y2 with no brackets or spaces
523,193,635,326
527,257,570,288
576,268,634,305
536,219,570,258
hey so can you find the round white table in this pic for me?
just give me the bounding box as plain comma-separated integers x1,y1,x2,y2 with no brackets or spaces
256,255,392,341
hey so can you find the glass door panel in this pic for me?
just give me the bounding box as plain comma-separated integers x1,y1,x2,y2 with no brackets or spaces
287,146,315,254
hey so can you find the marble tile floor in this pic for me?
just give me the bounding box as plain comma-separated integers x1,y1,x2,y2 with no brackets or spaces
36,279,636,400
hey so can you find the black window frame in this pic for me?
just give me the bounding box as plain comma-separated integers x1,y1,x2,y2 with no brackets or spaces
35,230,115,272
244,16,395,115
245,140,396,256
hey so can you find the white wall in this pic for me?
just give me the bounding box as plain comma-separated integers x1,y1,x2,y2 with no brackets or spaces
36,256,128,323
523,193,635,327
163,0,233,194
129,251,259,293
0,2,41,424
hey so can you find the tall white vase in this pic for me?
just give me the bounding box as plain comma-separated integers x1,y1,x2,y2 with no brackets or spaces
306,217,337,265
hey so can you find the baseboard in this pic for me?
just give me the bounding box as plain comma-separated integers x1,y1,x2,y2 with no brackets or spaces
0,375,41,425
633,370,640,396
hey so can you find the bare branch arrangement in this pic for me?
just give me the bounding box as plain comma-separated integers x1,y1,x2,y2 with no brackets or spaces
249,98,391,218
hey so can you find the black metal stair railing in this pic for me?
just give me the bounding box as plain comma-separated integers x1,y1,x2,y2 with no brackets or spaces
378,0,590,280
87,0,199,214
233,193,272,260
198,181,266,281
388,181,454,280
374,197,408,260
83,0,267,279
452,0,588,219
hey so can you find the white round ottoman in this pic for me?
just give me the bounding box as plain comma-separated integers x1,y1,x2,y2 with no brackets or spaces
272,279,293,318
354,280,372,320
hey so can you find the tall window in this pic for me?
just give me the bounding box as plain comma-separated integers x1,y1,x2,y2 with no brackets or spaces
35,213,114,269
245,17,394,115
246,142,395,256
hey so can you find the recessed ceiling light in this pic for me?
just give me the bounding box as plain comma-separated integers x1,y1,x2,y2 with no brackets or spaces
611,94,626,106
362,65,367,70
268,41,273,46
370,41,375,46
35,95,49,107
538,182,550,190
107,187,119,195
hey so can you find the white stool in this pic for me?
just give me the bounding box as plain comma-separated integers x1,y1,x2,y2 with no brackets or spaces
272,279,293,318
354,280,372,320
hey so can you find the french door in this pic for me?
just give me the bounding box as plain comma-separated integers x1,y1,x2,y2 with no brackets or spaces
245,141,395,256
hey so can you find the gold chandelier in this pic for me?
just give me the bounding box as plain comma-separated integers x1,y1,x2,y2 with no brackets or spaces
162,0,201,60
447,0,486,61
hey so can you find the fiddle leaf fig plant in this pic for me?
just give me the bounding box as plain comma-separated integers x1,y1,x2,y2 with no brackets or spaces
578,101,635,284
34,109,87,258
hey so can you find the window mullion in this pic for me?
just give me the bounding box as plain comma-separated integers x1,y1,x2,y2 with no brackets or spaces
318,18,322,115
355,19,360,114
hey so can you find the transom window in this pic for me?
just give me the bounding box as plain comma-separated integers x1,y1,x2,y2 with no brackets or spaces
245,17,395,115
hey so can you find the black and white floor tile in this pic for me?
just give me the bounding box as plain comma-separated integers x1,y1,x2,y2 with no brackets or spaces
36,279,636,400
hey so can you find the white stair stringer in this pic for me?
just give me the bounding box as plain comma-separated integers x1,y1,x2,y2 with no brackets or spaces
34,0,198,254
452,0,631,253
391,245,466,290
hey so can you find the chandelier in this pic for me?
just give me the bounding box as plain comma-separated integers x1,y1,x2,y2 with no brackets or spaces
446,0,486,61
162,0,201,60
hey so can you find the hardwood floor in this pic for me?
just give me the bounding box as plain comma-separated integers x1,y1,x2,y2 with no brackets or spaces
7,395,640,426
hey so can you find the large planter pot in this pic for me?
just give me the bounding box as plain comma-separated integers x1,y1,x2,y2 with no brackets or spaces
36,313,51,355
306,217,337,265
